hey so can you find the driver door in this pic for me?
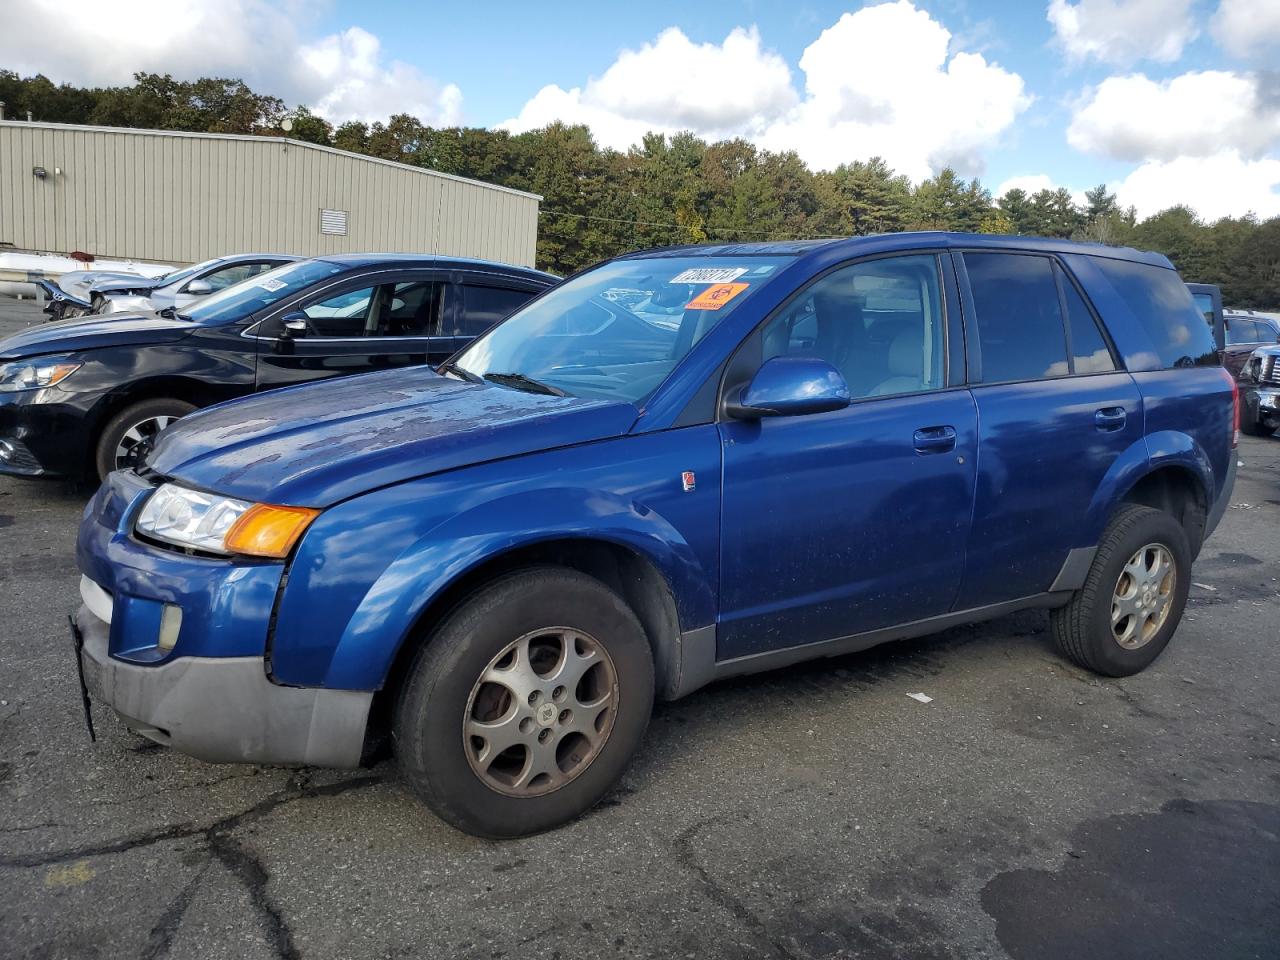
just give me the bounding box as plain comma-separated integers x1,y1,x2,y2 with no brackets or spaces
254,273,450,391
716,253,978,661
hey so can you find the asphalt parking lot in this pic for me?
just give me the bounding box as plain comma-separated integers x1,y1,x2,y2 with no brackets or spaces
1,296,1278,960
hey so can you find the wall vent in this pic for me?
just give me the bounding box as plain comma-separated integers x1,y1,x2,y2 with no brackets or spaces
320,208,348,236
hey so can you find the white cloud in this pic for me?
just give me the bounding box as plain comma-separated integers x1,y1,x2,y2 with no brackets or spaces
995,174,1056,196
1112,150,1280,219
1211,0,1280,60
759,2,1030,178
1047,0,1197,64
1068,71,1280,162
501,26,795,147
503,2,1031,180
0,0,463,126
299,28,462,126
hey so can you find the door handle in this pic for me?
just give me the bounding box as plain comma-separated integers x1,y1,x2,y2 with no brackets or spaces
913,425,957,454
1094,407,1127,431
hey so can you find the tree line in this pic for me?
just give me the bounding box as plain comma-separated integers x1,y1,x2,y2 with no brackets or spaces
2,70,1277,307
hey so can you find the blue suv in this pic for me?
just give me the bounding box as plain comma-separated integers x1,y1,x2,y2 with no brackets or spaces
73,233,1238,837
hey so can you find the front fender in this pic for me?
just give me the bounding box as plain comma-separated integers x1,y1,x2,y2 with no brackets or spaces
268,427,723,689
320,487,713,690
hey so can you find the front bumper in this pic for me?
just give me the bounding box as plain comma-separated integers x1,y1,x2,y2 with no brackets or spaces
0,386,97,478
76,600,371,766
1246,386,1280,417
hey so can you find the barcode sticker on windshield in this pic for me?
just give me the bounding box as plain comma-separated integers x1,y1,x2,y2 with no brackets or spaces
257,278,287,292
670,267,748,284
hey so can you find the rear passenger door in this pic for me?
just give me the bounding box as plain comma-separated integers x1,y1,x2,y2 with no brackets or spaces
954,251,1143,609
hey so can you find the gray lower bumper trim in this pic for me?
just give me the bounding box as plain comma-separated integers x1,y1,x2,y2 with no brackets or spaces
76,605,371,767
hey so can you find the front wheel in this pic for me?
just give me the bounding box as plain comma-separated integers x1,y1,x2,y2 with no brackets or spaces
1050,504,1192,677
94,398,195,481
393,567,654,838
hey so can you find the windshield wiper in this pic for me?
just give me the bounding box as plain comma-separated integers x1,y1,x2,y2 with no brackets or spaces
438,361,484,384
483,372,566,396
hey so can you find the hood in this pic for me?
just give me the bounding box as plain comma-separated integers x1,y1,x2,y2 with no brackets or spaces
60,270,150,300
0,313,194,360
146,367,639,506
87,275,165,295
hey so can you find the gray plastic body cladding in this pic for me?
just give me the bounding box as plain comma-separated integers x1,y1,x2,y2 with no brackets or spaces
76,605,371,767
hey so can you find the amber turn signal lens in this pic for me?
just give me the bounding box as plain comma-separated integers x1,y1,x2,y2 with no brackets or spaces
223,503,321,559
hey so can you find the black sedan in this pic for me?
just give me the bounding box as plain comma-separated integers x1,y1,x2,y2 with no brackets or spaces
0,255,556,481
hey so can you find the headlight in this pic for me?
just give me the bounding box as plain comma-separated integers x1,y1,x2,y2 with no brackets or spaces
136,483,320,558
0,357,81,392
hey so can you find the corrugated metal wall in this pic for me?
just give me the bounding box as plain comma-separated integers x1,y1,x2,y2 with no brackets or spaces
0,122,540,267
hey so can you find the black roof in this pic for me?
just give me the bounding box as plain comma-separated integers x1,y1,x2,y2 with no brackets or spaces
315,253,557,283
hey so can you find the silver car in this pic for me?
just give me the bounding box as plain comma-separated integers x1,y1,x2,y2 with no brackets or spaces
94,253,299,316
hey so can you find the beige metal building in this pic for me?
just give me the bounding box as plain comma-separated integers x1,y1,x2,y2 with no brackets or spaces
0,121,541,267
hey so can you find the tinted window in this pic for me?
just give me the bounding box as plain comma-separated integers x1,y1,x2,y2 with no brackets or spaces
301,286,375,337
965,253,1069,382
377,281,444,337
1058,266,1116,374
761,254,945,398
1226,318,1259,345
1094,259,1217,368
1192,293,1214,326
458,285,534,337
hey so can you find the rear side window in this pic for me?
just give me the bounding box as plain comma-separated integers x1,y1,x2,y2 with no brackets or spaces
458,285,534,337
964,253,1069,382
1227,318,1260,345
1057,266,1116,374
1094,259,1217,368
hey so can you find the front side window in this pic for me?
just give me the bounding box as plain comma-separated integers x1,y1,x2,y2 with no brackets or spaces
199,262,267,292
300,286,376,337
458,285,535,337
454,255,790,403
379,281,444,337
965,253,1070,383
759,254,945,399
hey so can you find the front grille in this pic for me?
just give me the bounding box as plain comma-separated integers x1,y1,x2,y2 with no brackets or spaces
1261,355,1280,387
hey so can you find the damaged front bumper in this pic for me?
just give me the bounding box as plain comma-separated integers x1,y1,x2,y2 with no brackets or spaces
75,599,371,767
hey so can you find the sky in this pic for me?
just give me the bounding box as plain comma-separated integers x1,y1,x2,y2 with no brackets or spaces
3,0,1280,220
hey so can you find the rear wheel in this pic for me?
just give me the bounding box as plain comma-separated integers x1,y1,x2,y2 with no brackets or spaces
1050,504,1191,677
94,398,195,480
393,567,654,838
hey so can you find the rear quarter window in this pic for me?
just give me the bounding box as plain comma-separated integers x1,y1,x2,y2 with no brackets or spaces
1094,259,1217,368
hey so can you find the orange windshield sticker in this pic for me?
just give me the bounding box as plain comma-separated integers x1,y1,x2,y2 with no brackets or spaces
687,282,749,311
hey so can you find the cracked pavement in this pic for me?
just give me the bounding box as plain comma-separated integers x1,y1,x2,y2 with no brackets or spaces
1,298,1278,958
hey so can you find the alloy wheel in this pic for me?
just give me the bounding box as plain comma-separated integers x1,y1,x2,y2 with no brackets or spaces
463,627,618,797
1110,542,1175,649
114,415,178,470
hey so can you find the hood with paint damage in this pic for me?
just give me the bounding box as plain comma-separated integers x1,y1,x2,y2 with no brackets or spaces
145,366,639,506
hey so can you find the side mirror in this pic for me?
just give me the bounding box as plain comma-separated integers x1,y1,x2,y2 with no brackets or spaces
185,278,213,296
279,312,309,338
725,356,851,419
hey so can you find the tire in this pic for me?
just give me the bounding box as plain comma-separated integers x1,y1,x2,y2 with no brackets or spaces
393,567,654,838
1050,504,1192,677
94,398,195,481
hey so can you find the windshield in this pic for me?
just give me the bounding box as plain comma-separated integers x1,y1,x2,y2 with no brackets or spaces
453,256,790,403
183,259,347,324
